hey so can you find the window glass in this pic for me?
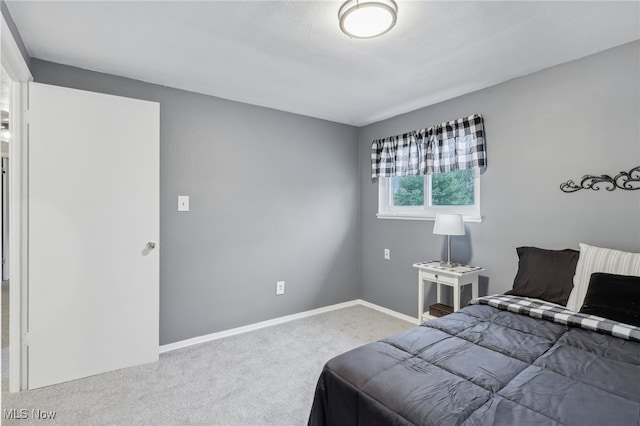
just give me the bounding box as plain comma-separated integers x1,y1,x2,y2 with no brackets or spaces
377,170,481,221
392,176,424,206
431,170,474,206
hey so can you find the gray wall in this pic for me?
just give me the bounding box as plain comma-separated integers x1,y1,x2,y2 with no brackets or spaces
31,59,360,345
29,40,640,343
359,41,640,319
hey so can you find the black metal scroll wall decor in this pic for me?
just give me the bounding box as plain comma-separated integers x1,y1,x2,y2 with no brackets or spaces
560,166,640,193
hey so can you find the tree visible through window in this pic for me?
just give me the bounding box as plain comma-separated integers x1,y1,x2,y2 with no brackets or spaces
392,170,474,207
393,176,424,206
432,170,474,205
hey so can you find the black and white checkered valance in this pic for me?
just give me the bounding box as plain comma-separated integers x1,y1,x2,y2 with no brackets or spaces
371,114,486,180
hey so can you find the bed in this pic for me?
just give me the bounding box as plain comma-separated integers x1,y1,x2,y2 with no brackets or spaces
308,244,640,425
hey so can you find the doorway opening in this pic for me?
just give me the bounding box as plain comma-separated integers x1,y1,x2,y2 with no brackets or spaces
1,64,12,392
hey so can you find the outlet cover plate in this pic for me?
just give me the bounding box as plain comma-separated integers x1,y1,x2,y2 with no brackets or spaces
178,195,190,212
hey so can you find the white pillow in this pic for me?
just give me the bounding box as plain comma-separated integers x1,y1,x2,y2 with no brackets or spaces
565,243,640,312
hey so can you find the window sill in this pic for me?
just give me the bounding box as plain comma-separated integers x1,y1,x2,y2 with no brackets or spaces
376,213,483,223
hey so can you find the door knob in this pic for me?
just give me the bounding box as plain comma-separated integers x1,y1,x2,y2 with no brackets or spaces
146,242,156,250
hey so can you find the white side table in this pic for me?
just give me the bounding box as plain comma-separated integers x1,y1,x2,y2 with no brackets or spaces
412,261,484,323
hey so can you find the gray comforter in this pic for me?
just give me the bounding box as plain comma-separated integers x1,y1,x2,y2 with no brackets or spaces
308,296,640,425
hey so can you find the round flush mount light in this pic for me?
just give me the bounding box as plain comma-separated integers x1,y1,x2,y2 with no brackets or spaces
339,0,398,39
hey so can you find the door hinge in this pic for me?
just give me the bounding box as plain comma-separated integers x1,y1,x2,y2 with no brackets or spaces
23,332,29,346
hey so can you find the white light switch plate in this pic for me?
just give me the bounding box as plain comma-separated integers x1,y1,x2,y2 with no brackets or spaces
178,196,189,212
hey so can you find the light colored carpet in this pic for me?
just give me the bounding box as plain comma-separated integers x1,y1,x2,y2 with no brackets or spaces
1,304,414,425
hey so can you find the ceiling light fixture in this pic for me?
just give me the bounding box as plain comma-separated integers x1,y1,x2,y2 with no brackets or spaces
338,0,398,39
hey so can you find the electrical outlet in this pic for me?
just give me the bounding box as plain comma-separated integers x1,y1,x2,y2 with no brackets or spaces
178,195,189,212
276,281,285,295
384,249,390,260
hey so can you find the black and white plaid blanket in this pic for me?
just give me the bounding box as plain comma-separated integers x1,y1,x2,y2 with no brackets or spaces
470,294,640,343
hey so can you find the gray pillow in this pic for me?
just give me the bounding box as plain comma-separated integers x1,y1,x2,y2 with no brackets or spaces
506,247,579,306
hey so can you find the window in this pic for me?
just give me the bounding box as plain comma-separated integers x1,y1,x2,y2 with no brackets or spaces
370,114,486,221
377,169,481,221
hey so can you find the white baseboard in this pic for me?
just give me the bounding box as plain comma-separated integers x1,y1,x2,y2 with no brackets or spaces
355,299,420,324
159,300,359,353
159,299,418,354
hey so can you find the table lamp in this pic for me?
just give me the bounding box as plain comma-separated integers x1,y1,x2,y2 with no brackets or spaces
433,214,465,268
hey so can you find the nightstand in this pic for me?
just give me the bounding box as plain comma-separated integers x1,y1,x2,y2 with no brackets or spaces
412,261,484,323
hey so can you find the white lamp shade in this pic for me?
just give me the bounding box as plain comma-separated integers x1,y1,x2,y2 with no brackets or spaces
433,214,465,236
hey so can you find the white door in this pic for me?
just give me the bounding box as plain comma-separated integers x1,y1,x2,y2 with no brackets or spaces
27,82,159,389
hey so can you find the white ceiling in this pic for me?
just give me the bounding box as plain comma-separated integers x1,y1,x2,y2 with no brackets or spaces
6,1,640,126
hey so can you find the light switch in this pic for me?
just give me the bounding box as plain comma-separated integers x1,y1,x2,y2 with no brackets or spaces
178,196,189,212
